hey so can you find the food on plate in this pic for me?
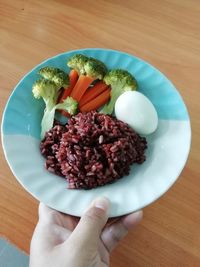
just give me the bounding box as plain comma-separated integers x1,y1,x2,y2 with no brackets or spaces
33,55,145,139
79,84,111,112
57,69,79,116
32,66,78,138
57,54,109,116
31,53,160,190
40,111,147,189
66,54,108,102
38,66,69,87
79,80,108,107
40,124,67,176
100,69,138,115
115,91,158,135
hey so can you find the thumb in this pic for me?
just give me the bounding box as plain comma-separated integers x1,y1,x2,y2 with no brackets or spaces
68,197,110,248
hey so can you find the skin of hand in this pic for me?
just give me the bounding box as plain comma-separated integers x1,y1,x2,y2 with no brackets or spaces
29,197,143,267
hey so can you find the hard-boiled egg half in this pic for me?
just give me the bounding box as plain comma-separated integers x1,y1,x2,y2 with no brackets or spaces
115,91,158,135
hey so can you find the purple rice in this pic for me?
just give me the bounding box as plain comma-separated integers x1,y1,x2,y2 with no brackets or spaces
40,111,147,189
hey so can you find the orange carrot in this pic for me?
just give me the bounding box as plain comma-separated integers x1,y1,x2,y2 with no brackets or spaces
70,75,94,102
80,88,111,112
79,81,108,107
58,69,79,103
60,109,70,117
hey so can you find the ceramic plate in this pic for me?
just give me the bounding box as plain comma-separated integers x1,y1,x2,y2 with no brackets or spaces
1,48,191,217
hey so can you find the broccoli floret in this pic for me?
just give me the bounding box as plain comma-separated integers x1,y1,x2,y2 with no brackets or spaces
67,54,108,102
56,96,78,115
67,54,88,75
32,78,60,104
67,54,107,80
39,66,69,88
84,57,107,80
32,78,78,138
32,78,59,100
100,69,138,115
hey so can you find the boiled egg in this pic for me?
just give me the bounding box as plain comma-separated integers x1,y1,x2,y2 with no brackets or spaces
115,91,158,135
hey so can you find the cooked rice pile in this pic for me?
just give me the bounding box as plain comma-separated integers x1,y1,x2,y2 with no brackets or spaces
40,111,147,189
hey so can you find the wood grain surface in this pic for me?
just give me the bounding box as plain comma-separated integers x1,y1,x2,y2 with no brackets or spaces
0,0,200,266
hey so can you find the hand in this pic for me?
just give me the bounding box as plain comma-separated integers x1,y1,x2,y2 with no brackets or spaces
30,198,143,267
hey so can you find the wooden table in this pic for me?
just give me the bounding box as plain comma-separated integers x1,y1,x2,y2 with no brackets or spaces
0,1,199,266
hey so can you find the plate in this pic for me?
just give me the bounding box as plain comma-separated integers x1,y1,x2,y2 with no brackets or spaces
1,48,191,217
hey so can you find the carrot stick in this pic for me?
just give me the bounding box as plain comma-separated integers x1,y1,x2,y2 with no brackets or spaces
79,81,108,107
70,75,94,102
60,109,70,117
69,69,79,88
58,69,79,103
80,88,111,112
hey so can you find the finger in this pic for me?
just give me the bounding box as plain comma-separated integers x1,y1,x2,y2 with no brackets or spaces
39,203,79,230
68,197,110,249
38,202,58,223
32,203,75,249
98,240,110,266
101,210,143,252
107,217,119,226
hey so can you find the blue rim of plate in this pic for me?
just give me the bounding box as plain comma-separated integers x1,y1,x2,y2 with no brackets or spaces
1,48,191,217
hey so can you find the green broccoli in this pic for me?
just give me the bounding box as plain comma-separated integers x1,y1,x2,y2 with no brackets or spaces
67,54,88,75
56,96,78,116
67,54,108,102
100,69,138,115
39,66,69,88
84,57,107,79
32,77,78,139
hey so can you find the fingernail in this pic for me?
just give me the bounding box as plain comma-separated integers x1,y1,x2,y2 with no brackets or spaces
93,197,110,211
